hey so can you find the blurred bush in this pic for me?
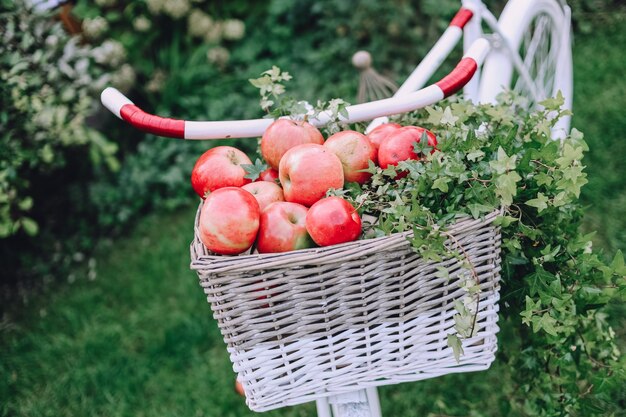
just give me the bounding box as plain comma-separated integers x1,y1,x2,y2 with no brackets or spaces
0,1,122,239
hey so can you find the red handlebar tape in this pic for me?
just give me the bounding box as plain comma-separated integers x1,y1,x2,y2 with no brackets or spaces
435,57,478,97
450,8,474,29
120,104,185,138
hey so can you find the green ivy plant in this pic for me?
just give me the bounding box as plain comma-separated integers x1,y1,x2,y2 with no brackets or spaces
253,67,626,416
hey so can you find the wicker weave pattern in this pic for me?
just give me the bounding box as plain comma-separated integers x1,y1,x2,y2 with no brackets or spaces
191,205,502,412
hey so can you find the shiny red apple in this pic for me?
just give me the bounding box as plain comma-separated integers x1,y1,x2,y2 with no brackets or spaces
377,126,437,177
255,167,279,183
367,122,401,151
261,119,324,170
242,181,284,211
256,202,315,253
324,130,377,184
305,197,361,247
191,146,252,198
198,187,260,255
279,144,344,207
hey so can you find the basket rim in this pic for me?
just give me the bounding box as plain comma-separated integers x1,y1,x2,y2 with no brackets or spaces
190,201,502,273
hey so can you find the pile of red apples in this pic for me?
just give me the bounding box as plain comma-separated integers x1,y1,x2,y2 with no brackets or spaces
192,119,437,256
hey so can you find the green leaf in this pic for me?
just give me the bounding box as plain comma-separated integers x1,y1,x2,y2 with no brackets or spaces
467,203,494,219
466,149,485,162
447,334,464,363
18,197,34,211
241,158,268,181
493,215,518,227
610,250,626,276
489,147,517,175
556,143,584,167
533,313,559,336
535,172,553,187
432,177,450,193
526,192,549,212
21,217,39,236
539,90,565,111
440,106,459,126
249,77,270,88
413,131,434,155
494,171,522,206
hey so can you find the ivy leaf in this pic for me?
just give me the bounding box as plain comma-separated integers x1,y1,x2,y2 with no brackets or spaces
526,192,549,212
489,147,517,175
447,334,464,363
241,158,268,181
425,106,444,124
467,203,494,219
440,106,459,126
610,250,626,276
466,149,485,162
413,131,433,155
432,177,450,193
248,76,271,88
535,172,553,187
493,215,518,227
532,313,559,336
556,165,587,198
539,90,565,111
552,191,569,207
494,171,522,206
556,143,583,167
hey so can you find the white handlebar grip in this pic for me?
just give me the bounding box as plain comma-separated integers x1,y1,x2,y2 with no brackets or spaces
101,87,134,119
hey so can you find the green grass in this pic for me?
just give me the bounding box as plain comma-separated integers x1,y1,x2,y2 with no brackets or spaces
2,11,625,417
574,13,626,255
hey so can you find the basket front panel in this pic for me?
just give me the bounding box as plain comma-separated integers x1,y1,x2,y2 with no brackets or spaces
191,209,501,411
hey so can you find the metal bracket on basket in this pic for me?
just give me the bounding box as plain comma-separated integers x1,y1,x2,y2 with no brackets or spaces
331,391,371,417
317,388,382,417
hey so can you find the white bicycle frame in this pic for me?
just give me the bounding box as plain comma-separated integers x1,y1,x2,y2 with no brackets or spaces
100,1,572,415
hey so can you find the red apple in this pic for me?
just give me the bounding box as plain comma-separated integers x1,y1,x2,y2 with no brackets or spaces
198,187,260,255
242,181,284,211
324,130,377,184
235,378,245,397
261,119,324,170
367,122,402,151
378,126,437,178
191,146,252,198
256,167,279,183
305,197,361,247
256,202,315,253
279,144,344,207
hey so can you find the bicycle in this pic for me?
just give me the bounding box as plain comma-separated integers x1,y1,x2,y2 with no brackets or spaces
101,0,573,415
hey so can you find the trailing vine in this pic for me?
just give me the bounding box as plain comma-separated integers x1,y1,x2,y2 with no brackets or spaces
252,69,626,416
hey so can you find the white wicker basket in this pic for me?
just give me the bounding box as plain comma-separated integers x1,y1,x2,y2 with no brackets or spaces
190,204,501,412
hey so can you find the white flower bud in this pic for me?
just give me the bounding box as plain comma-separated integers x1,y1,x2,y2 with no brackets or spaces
45,34,59,48
204,21,222,44
146,0,164,15
222,19,245,41
187,9,213,38
83,17,109,40
163,0,191,20
95,0,117,6
94,40,126,67
133,16,151,32
112,64,136,93
207,46,229,67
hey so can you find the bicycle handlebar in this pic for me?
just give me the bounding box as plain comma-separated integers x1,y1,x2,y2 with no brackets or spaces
101,38,490,140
